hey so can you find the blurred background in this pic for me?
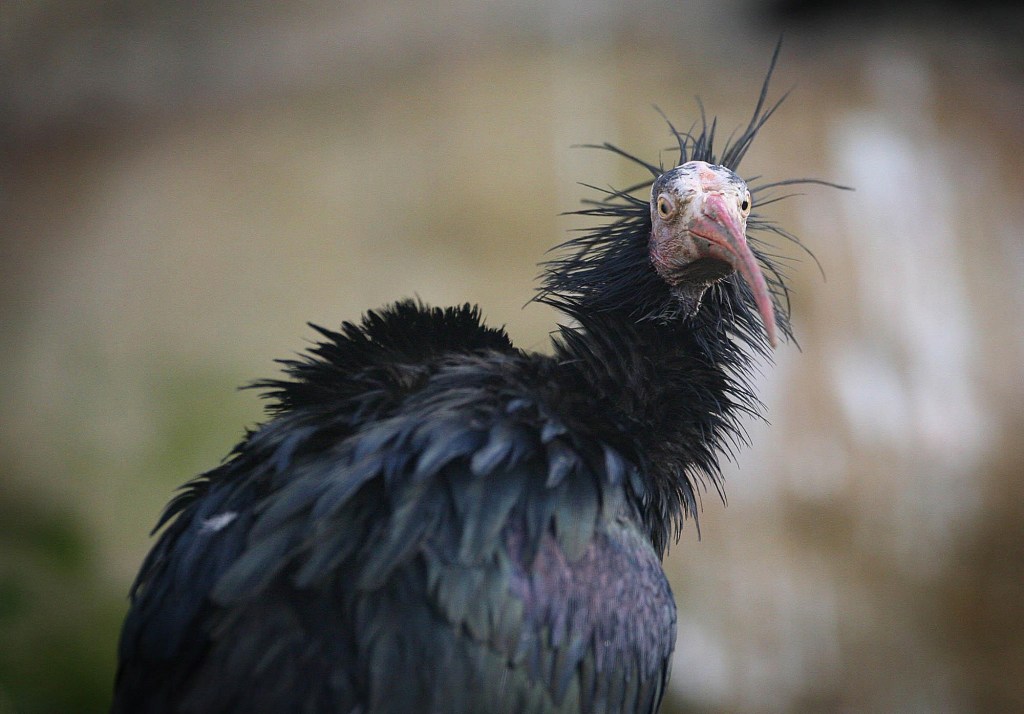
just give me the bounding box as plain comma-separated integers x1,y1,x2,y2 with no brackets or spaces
2,1,1023,712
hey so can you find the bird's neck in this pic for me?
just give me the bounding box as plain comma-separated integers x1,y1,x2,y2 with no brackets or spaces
553,306,756,554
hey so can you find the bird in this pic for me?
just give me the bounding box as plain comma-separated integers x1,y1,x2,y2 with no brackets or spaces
112,46,831,714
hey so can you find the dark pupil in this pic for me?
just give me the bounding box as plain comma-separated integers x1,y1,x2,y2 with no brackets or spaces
741,199,749,211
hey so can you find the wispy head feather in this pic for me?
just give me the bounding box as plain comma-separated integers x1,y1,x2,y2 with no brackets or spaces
535,40,846,358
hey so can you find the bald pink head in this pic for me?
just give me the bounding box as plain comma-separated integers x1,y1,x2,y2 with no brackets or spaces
649,161,777,348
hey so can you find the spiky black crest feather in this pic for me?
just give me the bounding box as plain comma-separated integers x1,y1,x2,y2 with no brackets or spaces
537,41,800,344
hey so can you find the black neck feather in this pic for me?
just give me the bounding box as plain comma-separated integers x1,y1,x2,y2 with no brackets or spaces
535,41,825,550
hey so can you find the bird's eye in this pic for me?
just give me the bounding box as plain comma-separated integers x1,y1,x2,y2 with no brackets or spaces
656,195,675,219
740,192,751,214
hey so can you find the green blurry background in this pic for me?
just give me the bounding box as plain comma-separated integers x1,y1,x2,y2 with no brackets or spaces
2,2,1023,712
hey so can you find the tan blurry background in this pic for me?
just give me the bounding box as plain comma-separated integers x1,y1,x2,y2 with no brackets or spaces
2,2,1024,712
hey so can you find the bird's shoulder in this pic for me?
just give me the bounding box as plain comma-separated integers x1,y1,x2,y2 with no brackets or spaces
116,300,675,712
252,298,517,412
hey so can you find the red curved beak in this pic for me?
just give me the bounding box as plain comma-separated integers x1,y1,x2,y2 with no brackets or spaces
690,194,778,348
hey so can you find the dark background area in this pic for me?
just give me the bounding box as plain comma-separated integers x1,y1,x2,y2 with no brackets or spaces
2,1,1023,711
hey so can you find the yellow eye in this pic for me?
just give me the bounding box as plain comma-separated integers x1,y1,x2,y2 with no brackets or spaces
656,195,674,219
740,192,751,214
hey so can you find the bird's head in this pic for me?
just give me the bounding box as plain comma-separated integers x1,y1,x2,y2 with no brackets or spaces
536,43,844,354
649,161,776,347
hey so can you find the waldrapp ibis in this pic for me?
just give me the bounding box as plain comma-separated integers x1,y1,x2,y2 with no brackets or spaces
112,45,840,713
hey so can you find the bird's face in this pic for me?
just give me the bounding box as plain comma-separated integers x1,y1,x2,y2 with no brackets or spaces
649,160,776,346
